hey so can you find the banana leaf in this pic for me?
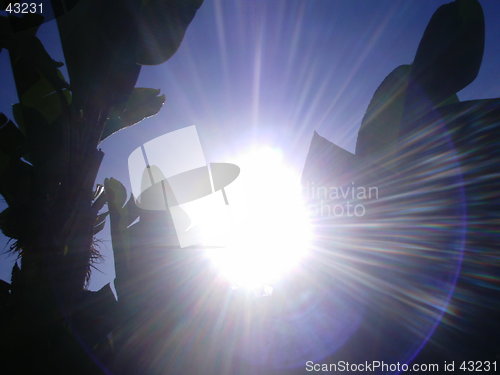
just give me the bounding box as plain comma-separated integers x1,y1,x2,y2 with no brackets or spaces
356,65,410,159
101,88,165,141
407,0,484,111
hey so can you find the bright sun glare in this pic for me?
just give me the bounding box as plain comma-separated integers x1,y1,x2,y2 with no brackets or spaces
203,147,312,289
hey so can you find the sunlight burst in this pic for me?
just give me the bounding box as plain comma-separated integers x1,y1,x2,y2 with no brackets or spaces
204,147,312,289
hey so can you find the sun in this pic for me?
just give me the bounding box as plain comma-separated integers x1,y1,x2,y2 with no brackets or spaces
203,147,312,290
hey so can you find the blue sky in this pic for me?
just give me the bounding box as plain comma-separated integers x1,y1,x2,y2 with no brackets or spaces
1,0,499,290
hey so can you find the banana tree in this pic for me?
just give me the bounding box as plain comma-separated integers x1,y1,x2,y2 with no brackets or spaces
303,0,500,362
0,0,203,373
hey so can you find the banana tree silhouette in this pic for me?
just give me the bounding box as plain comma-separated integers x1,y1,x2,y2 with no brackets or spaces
303,0,500,364
0,0,203,373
